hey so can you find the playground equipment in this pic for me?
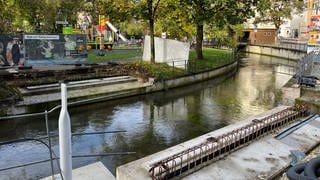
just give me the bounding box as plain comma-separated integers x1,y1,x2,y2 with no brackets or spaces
106,21,128,42
86,19,128,51
76,14,130,51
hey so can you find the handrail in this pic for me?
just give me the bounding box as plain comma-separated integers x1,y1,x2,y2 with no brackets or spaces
0,131,135,178
0,137,64,179
0,101,131,179
1,131,127,144
0,152,136,172
0,104,61,121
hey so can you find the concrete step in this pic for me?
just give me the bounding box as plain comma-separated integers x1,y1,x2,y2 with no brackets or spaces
20,76,137,96
16,78,151,106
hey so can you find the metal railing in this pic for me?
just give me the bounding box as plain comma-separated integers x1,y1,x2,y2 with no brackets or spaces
0,103,135,179
150,53,237,82
164,50,238,74
148,104,309,180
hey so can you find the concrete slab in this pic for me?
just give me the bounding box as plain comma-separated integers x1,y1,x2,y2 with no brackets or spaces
309,118,320,128
21,76,136,94
42,162,115,180
279,118,320,151
25,76,133,90
116,108,320,180
183,138,293,180
184,117,320,180
17,77,151,106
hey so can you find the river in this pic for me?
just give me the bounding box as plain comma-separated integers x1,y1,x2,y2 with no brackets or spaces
0,53,297,179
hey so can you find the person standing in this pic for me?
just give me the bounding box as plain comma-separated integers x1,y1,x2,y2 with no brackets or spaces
6,38,14,66
12,39,20,66
18,44,24,66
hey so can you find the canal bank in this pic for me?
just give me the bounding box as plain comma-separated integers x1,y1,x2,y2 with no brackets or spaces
243,44,306,60
5,60,238,115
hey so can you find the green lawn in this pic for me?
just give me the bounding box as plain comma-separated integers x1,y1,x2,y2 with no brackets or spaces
88,52,142,61
88,47,232,62
127,61,186,80
188,48,234,73
127,48,235,80
189,48,233,61
87,48,142,61
88,47,235,80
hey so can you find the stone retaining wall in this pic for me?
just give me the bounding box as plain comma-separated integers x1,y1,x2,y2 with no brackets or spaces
147,61,238,92
243,45,306,60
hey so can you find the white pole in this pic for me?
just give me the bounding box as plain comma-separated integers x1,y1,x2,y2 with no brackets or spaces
59,82,72,180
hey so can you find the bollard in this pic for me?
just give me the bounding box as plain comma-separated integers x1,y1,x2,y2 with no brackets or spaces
58,82,72,180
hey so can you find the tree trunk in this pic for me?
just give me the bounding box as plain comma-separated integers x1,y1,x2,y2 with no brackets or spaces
275,24,280,44
148,0,155,63
149,18,155,63
196,23,204,60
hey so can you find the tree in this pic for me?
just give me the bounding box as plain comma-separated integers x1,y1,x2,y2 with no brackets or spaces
59,0,84,27
178,0,259,60
154,0,195,40
0,1,15,33
205,24,245,48
147,0,161,63
255,0,305,32
182,0,212,60
15,0,57,33
208,0,259,49
133,0,164,63
120,20,145,39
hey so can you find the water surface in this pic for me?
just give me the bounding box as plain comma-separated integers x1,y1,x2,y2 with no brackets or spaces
0,53,295,179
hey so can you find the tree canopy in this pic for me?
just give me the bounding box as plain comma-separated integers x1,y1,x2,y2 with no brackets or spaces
0,1,15,33
0,0,304,61
255,0,305,30
169,0,260,59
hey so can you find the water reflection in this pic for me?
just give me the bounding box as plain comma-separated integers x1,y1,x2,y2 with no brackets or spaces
0,53,296,179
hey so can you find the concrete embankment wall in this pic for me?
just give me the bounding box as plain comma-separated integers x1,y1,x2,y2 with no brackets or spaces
9,61,238,115
243,45,306,60
146,61,238,92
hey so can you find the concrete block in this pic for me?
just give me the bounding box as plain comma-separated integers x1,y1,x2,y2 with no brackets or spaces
143,36,190,66
42,162,115,180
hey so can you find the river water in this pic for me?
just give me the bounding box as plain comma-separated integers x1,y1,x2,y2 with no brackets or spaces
0,53,297,179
